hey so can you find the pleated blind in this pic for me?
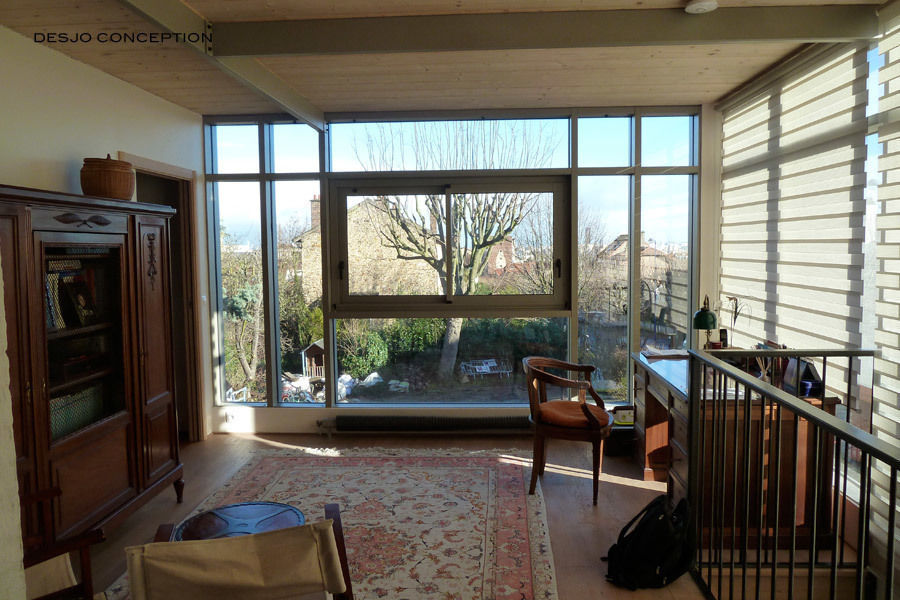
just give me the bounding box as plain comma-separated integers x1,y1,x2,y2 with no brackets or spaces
719,44,868,354
874,25,900,584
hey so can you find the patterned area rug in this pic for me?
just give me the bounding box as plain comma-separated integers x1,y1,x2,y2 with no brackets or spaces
107,447,557,600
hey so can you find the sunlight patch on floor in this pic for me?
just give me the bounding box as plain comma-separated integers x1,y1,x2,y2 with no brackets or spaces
499,455,667,492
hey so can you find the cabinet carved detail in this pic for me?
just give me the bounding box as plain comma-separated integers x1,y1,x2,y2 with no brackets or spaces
146,232,158,290
53,212,112,228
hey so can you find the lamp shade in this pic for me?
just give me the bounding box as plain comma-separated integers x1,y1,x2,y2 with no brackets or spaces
693,308,717,331
692,295,718,330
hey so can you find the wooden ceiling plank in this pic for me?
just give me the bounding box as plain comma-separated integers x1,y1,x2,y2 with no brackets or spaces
115,0,325,128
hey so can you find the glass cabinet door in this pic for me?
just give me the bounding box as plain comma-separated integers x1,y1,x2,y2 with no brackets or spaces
42,242,126,441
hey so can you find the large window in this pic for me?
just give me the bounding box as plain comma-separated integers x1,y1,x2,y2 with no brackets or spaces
207,112,699,407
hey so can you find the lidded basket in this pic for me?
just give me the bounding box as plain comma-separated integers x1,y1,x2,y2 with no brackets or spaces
80,154,135,200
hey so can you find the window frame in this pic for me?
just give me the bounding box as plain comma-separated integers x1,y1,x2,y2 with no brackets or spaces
327,174,572,317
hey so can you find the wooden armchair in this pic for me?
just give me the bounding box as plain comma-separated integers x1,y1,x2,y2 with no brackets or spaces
522,356,613,506
129,504,353,600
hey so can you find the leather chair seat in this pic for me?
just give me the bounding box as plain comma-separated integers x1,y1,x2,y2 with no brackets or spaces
539,400,611,429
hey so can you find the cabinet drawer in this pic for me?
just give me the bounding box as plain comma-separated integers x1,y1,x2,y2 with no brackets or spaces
31,208,128,234
671,411,689,448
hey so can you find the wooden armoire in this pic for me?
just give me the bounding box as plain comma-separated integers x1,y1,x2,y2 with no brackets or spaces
0,184,183,552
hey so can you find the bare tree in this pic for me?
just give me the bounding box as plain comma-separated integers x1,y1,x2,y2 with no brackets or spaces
353,120,561,378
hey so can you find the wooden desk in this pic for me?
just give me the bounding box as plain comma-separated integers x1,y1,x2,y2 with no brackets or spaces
632,354,688,487
632,352,837,547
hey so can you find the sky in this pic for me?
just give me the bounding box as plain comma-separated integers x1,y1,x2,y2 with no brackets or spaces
213,116,693,249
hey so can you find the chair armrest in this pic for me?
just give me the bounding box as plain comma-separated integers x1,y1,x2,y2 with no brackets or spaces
586,386,606,409
580,402,608,430
154,524,175,543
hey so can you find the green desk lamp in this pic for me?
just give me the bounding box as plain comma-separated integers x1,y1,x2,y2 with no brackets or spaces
693,295,718,348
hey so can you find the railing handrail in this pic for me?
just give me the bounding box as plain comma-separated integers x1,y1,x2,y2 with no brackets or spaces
688,349,900,468
707,348,877,359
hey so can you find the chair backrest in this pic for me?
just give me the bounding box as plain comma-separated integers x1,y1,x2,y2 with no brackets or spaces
522,356,594,418
126,521,347,600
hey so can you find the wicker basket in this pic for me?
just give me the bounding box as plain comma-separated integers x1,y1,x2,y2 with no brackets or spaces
80,154,135,200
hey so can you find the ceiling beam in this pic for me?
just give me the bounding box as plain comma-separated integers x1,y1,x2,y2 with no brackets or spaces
116,0,325,129
212,6,878,57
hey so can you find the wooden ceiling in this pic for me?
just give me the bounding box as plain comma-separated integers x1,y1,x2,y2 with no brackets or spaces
0,0,882,124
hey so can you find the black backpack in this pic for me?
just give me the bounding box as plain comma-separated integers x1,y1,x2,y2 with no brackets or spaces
602,494,695,590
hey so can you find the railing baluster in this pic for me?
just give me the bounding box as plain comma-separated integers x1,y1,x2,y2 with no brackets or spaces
787,412,799,600
756,389,766,600
707,369,721,596
830,424,842,599
855,453,870,600
841,397,851,567
698,363,708,578
717,368,726,599
885,466,897,600
808,426,822,600
741,380,752,600
730,374,739,599
771,403,784,598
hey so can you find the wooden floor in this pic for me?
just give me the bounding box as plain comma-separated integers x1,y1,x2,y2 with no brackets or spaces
92,433,706,599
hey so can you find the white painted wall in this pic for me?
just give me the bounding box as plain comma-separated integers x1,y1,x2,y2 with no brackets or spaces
0,26,211,596
0,253,25,600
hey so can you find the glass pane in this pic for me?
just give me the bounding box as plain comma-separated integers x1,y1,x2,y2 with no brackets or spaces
641,116,694,167
330,119,568,172
452,191,554,296
577,176,631,401
335,317,566,404
578,117,631,167
213,124,259,174
273,123,320,173
274,181,325,404
640,175,691,352
45,246,125,440
217,182,267,402
346,194,445,296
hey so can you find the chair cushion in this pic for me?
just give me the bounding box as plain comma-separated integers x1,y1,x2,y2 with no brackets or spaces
538,400,611,429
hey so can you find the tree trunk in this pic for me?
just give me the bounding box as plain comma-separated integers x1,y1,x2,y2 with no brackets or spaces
437,317,464,380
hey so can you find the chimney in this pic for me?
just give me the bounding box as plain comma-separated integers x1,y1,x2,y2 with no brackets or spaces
310,194,320,229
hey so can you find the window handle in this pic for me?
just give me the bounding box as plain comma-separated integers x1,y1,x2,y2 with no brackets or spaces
338,260,345,280
554,258,562,278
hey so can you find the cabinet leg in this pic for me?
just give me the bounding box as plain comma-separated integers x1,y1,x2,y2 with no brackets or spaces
173,478,185,504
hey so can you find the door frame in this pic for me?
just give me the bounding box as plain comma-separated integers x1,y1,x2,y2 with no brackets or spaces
119,151,205,442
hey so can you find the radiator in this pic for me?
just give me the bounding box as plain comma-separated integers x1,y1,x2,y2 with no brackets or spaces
324,415,530,433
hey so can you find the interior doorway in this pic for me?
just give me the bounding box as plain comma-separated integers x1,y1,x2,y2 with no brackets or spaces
120,152,203,441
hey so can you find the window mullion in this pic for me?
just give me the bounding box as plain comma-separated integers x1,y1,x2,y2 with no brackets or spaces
260,124,281,407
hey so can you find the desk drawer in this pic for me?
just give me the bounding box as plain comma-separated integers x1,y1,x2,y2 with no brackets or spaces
647,378,670,405
673,393,689,421
634,399,645,428
671,411,689,448
671,437,689,484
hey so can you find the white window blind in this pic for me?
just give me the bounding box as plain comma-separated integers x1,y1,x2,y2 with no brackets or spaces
719,44,868,354
874,25,900,588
